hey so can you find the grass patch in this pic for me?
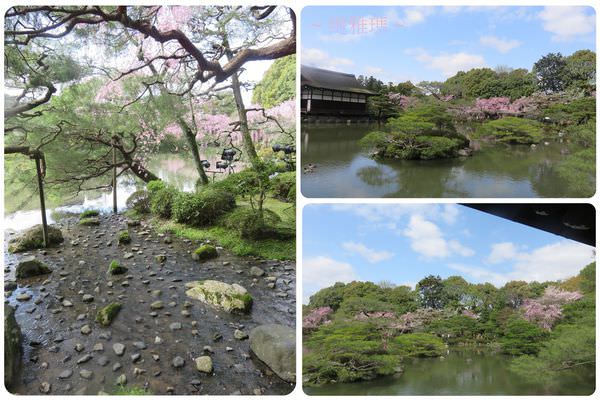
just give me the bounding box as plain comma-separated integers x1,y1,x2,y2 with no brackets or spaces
155,220,294,260
112,385,151,395
80,209,100,218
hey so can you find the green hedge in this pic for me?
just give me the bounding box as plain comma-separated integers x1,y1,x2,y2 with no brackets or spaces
171,188,235,227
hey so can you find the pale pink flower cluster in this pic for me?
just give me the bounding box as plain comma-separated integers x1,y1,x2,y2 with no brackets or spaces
95,80,124,103
388,93,417,109
355,311,396,320
156,6,193,32
522,299,562,330
538,286,583,305
521,286,582,330
302,307,333,329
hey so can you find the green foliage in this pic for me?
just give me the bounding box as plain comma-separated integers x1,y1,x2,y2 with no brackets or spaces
150,186,178,219
112,385,152,395
79,217,100,226
578,262,595,294
565,50,596,95
193,244,218,262
252,54,295,108
222,207,283,240
303,320,400,385
501,317,548,355
417,275,446,309
171,188,235,227
80,209,100,218
556,148,595,197
338,296,396,317
479,117,545,144
107,260,128,275
269,171,296,202
533,53,568,93
391,333,445,357
126,190,151,214
309,283,348,311
543,98,596,126
147,180,166,194
442,67,535,99
117,230,131,245
426,315,481,343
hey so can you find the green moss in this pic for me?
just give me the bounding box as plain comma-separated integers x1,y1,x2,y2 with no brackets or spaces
117,230,131,245
95,302,122,326
107,260,128,275
8,224,64,253
79,217,100,226
80,209,100,218
112,385,152,395
232,293,254,312
193,244,218,262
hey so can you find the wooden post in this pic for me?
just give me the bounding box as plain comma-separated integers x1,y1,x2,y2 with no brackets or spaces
34,154,49,248
112,141,117,213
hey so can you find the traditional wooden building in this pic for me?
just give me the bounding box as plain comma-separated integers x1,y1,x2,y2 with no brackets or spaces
301,65,377,117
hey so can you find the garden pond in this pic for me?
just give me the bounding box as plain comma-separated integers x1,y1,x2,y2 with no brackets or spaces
301,124,581,198
304,347,594,395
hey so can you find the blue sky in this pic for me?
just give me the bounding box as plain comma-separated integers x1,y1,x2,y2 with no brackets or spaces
302,204,594,303
301,6,596,83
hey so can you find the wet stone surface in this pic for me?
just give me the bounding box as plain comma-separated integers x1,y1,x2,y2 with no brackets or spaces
4,214,296,395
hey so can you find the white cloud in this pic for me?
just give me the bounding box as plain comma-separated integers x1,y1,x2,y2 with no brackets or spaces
330,204,460,226
486,242,519,264
342,241,394,263
479,35,522,53
403,215,474,259
406,48,486,77
303,256,359,290
301,47,354,71
451,240,594,285
538,6,595,42
365,66,384,75
386,7,435,28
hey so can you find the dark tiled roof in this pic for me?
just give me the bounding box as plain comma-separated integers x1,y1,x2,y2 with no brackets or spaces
301,65,377,95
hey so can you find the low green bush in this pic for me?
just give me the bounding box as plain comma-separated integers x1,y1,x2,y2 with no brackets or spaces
270,172,296,202
500,317,548,355
150,186,178,219
391,333,446,358
171,188,235,227
126,190,151,214
222,207,281,239
479,117,545,144
147,180,166,195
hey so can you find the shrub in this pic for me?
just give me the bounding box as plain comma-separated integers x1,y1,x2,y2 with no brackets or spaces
479,116,545,144
213,168,264,197
500,317,548,355
117,230,131,245
80,209,100,218
126,190,151,214
391,333,446,358
192,244,218,262
147,180,166,195
150,186,177,219
171,188,235,227
222,207,281,239
303,320,400,385
270,172,296,202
